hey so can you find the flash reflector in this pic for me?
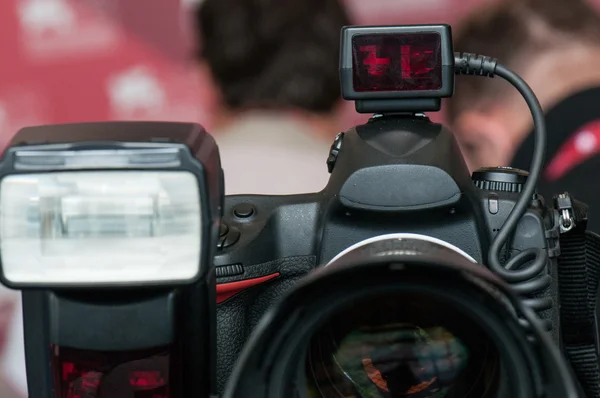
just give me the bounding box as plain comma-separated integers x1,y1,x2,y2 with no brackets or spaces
0,170,201,286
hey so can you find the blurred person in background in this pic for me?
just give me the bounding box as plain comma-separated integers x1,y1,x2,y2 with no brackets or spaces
194,0,350,195
446,0,600,232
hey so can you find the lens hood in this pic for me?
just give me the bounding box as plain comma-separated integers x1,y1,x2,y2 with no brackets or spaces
223,236,582,398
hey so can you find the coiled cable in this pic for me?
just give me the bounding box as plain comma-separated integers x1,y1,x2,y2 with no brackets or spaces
455,53,552,329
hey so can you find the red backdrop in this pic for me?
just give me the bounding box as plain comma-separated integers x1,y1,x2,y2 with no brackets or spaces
3,0,599,146
0,0,495,149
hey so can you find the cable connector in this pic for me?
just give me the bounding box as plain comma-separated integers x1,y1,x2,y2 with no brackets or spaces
454,52,498,77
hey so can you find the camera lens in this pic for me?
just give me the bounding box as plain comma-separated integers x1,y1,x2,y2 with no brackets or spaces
223,235,581,398
306,291,500,397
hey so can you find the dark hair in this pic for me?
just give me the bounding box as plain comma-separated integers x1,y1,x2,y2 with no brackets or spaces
446,0,600,123
195,0,351,113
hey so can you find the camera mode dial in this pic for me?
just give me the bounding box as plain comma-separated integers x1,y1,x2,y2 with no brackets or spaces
471,166,528,193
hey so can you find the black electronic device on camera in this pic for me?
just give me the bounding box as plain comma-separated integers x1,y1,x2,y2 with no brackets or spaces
0,23,598,398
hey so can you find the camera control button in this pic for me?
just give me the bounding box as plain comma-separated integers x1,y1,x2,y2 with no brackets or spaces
222,227,241,248
488,193,499,214
327,132,344,173
233,203,255,218
472,166,528,193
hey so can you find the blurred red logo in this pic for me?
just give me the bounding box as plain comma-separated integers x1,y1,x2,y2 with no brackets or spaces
546,119,600,181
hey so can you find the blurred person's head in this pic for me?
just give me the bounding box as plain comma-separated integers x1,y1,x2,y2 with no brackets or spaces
194,0,351,135
446,0,600,171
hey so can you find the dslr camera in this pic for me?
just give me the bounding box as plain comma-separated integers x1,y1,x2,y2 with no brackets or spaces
1,24,598,398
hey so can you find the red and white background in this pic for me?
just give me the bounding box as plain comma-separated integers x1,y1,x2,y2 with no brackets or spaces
0,0,493,150
2,0,600,148
1,0,598,395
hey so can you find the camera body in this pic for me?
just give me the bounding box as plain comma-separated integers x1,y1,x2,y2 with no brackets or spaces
214,113,562,391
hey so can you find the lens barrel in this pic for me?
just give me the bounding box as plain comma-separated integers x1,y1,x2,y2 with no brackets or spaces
223,235,582,398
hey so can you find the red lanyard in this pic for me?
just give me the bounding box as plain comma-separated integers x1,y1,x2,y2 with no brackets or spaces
545,119,600,181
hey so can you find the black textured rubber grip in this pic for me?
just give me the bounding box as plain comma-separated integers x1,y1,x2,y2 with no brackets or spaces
216,255,316,394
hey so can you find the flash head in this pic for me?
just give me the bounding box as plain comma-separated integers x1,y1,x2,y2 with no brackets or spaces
340,25,454,113
0,121,223,289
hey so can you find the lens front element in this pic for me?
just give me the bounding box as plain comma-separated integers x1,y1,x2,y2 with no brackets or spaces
307,292,500,397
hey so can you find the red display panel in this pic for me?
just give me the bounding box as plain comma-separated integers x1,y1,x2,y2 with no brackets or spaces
352,33,442,92
51,345,173,398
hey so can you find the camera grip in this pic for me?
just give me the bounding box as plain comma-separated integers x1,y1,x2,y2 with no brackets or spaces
216,256,316,393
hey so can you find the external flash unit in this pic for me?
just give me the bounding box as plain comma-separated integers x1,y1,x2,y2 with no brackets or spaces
0,121,222,398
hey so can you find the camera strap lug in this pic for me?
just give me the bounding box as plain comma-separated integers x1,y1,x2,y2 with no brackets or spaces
555,193,576,233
